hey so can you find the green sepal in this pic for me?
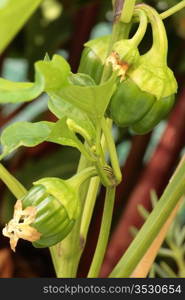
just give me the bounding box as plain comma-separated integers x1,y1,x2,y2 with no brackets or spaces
111,39,140,66
128,60,177,99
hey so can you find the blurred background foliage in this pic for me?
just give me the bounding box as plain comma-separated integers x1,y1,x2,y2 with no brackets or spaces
0,0,185,277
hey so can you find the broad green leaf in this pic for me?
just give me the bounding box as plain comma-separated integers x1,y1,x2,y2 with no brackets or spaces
0,117,93,160
48,95,96,143
0,74,44,104
50,73,116,120
0,0,42,53
0,121,54,159
0,55,70,103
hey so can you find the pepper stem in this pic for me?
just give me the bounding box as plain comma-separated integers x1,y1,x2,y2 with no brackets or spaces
137,4,168,61
67,167,97,189
161,0,185,20
88,186,116,277
130,8,148,47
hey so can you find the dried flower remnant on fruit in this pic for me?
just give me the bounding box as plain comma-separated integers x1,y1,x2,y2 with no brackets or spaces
106,51,129,81
2,199,41,251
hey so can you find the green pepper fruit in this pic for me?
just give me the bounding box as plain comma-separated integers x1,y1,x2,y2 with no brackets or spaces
108,77,155,127
79,9,157,127
78,35,109,84
2,167,96,250
23,180,78,248
79,6,178,134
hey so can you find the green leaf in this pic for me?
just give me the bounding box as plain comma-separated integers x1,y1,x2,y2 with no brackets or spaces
48,95,96,143
0,121,54,159
50,73,116,121
0,75,44,104
36,54,71,91
0,117,94,160
47,118,93,157
0,55,70,103
0,0,42,53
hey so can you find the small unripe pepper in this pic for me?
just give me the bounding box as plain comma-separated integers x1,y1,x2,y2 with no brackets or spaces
3,168,96,250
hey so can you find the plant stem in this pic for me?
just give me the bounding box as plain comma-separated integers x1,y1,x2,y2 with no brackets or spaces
67,166,97,188
88,187,116,277
160,0,185,20
80,128,109,242
0,163,27,198
131,8,148,46
110,156,185,278
80,177,100,240
137,4,168,60
121,0,136,23
102,0,131,82
101,118,121,184
95,161,113,187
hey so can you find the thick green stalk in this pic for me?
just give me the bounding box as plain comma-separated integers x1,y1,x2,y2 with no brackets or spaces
121,0,136,23
110,156,185,277
102,1,131,82
88,187,116,277
0,163,27,198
